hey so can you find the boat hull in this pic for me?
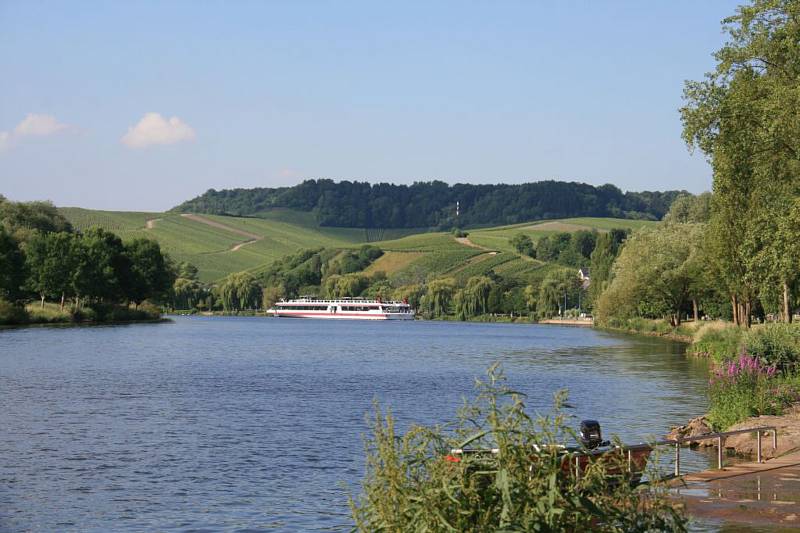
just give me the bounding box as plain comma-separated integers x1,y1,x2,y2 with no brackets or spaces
267,310,414,320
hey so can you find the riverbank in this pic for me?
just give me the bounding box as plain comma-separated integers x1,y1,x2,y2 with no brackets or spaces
594,317,697,343
668,404,800,459
538,318,593,327
0,301,166,328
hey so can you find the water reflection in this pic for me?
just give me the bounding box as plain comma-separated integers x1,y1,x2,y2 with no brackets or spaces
0,318,712,531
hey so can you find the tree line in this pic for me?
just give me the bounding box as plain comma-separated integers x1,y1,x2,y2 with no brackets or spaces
173,179,686,229
679,0,799,326
0,196,174,323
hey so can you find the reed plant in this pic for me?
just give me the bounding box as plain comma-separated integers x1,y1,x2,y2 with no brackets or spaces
350,364,686,532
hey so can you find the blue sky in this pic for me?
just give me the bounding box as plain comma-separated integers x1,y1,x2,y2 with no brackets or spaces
0,1,739,211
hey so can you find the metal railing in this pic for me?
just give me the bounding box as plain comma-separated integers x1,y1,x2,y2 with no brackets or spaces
654,426,778,476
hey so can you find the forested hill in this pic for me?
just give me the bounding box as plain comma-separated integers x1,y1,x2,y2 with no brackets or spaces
172,179,686,229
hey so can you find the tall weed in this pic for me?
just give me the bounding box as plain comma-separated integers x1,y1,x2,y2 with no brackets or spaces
350,364,686,532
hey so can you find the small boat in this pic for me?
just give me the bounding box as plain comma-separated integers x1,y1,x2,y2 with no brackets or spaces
446,420,653,484
267,297,415,320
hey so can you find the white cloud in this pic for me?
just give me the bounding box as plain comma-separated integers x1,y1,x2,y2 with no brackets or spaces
0,114,70,153
121,112,196,148
14,113,68,137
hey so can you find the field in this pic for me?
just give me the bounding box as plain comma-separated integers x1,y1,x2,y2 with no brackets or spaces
466,217,657,253
59,208,655,284
60,208,368,282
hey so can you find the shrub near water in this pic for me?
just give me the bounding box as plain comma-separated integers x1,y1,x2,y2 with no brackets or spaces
707,353,799,430
691,325,742,363
743,324,800,371
350,365,686,532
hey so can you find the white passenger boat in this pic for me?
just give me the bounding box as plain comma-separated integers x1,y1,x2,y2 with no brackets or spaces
267,297,414,320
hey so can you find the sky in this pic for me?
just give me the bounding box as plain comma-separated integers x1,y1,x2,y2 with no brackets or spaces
0,1,740,212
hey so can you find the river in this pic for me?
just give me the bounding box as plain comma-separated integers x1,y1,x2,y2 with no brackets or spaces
1,317,711,531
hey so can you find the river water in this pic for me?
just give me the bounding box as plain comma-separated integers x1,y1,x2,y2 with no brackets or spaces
0,317,712,531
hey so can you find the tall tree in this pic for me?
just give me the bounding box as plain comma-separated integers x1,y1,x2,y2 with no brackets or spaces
595,225,705,326
122,238,175,307
0,227,26,303
682,0,800,326
25,231,76,309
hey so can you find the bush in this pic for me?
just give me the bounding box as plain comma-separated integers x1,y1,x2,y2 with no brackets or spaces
743,324,800,371
350,365,686,532
707,353,799,430
0,299,28,325
691,325,743,363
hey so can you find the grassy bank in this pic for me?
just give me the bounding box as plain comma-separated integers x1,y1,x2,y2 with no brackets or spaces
594,316,700,343
0,300,163,327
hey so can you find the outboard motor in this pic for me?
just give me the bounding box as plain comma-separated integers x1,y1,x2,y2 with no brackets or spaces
579,420,608,449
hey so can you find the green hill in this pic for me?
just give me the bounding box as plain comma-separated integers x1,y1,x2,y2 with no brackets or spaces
59,208,656,284
60,208,371,282
466,217,657,254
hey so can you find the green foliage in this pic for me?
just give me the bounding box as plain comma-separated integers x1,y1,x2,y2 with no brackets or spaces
350,365,686,532
681,0,800,327
691,326,743,362
588,229,629,307
537,268,582,318
24,231,75,305
707,354,799,430
743,323,800,370
174,179,686,229
594,224,706,326
0,198,72,241
172,277,211,311
454,276,493,319
59,208,367,282
0,298,28,325
663,193,712,224
218,272,262,312
420,278,457,318
452,254,515,284
0,227,26,303
322,273,370,298
122,238,176,305
509,233,534,256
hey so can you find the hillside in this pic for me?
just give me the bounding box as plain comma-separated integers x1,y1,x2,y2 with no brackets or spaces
60,208,657,285
173,179,685,229
466,217,657,254
59,208,371,282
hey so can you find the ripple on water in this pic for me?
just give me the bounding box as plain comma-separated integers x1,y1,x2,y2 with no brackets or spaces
0,317,710,531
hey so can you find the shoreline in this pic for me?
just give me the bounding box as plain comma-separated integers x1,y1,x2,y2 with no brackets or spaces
594,324,693,344
0,317,171,331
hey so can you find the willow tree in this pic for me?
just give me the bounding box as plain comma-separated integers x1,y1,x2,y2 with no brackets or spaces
454,276,493,319
421,278,456,318
681,0,800,325
218,273,261,312
595,225,706,326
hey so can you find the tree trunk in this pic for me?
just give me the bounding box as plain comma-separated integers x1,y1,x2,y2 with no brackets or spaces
732,294,739,326
40,294,45,308
674,313,681,326
60,293,65,311
744,301,752,328
692,299,699,322
784,281,792,324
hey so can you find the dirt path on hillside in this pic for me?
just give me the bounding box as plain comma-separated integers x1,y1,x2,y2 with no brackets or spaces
145,218,161,229
180,213,264,252
455,236,495,253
